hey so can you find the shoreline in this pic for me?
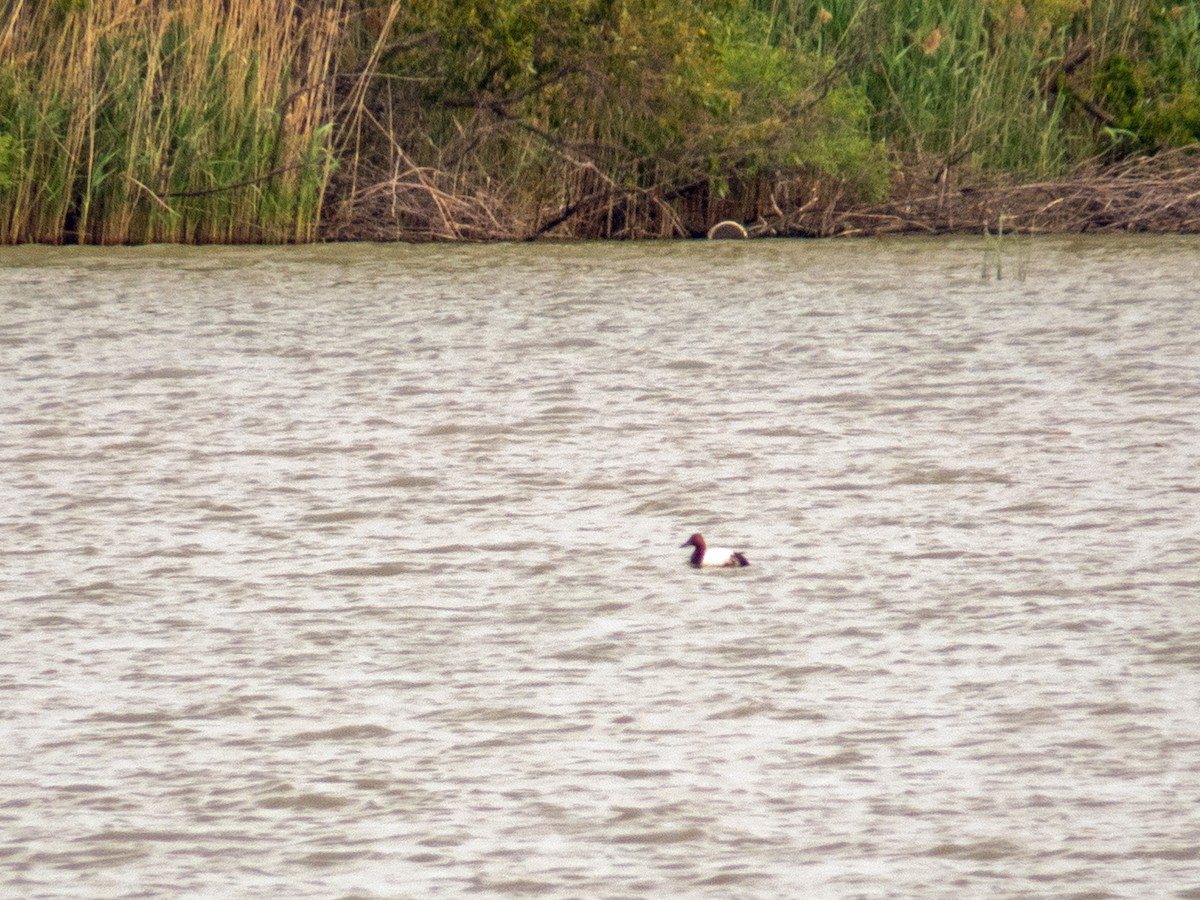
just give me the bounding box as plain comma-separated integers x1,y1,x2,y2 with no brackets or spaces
323,146,1200,243
5,148,1197,248
6,2,1198,247
789,146,1200,239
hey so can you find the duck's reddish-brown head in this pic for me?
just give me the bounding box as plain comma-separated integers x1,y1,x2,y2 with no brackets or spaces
680,533,707,567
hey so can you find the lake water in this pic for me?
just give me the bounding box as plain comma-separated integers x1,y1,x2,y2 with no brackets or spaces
2,236,1199,898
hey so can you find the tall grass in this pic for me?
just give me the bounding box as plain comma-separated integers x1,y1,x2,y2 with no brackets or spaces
870,0,1070,173
761,0,1078,177
0,0,343,244
765,0,1200,178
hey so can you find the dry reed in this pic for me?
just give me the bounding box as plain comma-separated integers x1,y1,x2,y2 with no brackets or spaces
776,146,1200,236
0,0,344,244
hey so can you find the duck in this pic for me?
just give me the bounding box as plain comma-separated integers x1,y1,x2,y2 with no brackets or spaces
680,533,750,568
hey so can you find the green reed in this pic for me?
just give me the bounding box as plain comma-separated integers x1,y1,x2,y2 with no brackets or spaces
761,0,1200,178
764,0,1079,177
981,214,1030,281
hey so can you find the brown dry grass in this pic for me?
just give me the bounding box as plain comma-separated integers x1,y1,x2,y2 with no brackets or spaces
781,146,1200,238
321,146,1200,242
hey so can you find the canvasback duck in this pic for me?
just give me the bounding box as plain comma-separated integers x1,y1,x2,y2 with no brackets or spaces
680,533,750,568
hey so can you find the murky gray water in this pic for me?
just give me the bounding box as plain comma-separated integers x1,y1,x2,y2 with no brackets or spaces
2,237,1199,898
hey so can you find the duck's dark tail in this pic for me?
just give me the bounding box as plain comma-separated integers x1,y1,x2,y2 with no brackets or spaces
733,552,750,567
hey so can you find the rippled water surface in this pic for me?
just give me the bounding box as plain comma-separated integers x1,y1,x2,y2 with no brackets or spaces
3,237,1200,898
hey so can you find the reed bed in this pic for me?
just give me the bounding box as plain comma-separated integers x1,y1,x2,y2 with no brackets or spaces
0,0,343,244
2,0,1198,243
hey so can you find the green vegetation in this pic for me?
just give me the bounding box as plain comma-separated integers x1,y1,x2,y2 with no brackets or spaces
1,0,1198,243
1092,3,1200,151
337,0,889,238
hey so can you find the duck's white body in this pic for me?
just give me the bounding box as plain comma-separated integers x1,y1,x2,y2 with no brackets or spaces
681,533,750,568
